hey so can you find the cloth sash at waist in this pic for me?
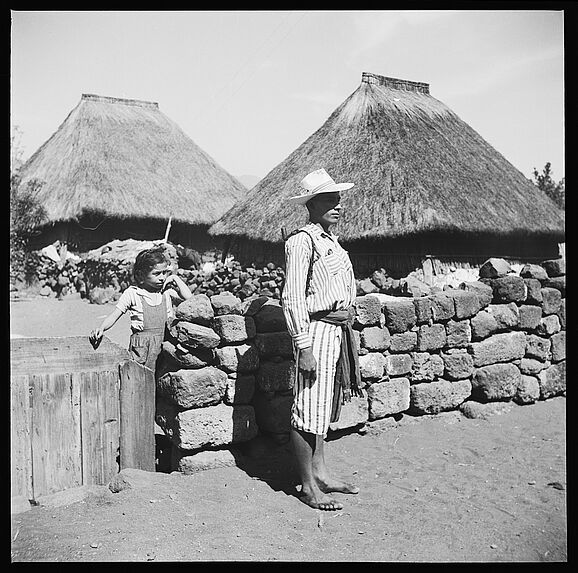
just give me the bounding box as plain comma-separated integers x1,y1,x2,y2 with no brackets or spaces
310,308,363,422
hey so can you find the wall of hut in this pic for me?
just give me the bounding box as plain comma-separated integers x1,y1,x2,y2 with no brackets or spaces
222,232,562,279
154,257,566,474
28,218,223,255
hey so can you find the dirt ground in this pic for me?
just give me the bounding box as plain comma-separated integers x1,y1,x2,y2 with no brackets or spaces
10,296,568,562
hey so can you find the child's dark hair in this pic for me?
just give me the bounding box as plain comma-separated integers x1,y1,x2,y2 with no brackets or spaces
133,248,168,284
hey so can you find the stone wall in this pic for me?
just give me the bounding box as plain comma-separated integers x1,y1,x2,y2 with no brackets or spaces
154,257,566,473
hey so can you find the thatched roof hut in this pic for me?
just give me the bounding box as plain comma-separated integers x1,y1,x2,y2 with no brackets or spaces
17,93,246,250
209,72,564,276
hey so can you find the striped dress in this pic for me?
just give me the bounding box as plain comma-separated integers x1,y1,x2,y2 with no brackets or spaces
281,222,357,435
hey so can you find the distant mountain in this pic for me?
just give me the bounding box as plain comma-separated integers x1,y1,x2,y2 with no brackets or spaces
236,175,261,190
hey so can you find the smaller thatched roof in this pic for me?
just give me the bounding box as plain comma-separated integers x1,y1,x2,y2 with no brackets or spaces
209,72,564,244
17,94,246,226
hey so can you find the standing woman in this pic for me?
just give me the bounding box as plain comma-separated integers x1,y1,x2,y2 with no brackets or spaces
282,168,363,511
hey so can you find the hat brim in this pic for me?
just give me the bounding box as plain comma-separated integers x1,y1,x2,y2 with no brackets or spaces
287,182,355,205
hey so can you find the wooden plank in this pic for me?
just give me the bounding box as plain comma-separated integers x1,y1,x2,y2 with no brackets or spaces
30,373,83,497
11,374,33,500
80,370,120,485
119,361,155,472
10,336,129,376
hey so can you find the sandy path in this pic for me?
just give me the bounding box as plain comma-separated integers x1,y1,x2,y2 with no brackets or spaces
10,295,131,349
10,400,567,562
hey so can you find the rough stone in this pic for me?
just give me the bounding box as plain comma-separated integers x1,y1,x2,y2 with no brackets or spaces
445,319,471,348
413,296,434,324
253,331,294,358
370,268,391,290
446,289,481,319
329,394,369,431
357,278,379,295
253,302,287,332
410,379,472,415
255,360,296,392
162,340,214,369
360,326,391,351
410,352,444,383
108,468,169,493
401,273,432,297
241,296,269,316
488,303,519,330
538,361,566,399
175,294,214,326
557,299,566,330
384,353,413,377
536,315,561,337
252,391,293,434
210,292,242,316
157,367,227,409
173,449,238,474
382,298,416,333
358,352,386,380
543,276,566,297
540,287,562,316
172,403,258,450
541,258,565,277
354,295,383,326
514,375,540,405
417,323,446,351
429,293,455,322
520,264,549,281
479,258,511,279
518,358,550,375
389,330,417,353
215,343,260,373
491,276,527,303
441,348,474,380
468,331,526,366
523,278,543,305
459,281,493,309
213,315,256,343
550,332,566,363
525,334,551,361
470,310,499,341
459,400,515,419
224,373,256,405
518,305,542,331
472,362,520,401
367,377,410,420
169,321,220,350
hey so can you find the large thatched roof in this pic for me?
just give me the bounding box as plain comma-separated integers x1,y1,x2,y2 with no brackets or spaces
17,94,246,225
209,72,564,244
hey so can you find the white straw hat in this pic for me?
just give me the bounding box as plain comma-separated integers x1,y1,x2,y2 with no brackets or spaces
287,168,354,205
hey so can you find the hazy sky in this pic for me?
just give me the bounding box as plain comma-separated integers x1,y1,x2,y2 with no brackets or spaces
11,10,565,183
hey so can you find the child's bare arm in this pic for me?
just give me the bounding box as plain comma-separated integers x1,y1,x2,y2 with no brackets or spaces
163,274,193,300
89,308,123,347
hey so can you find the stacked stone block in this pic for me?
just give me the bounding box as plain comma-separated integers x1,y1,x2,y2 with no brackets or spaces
156,292,261,472
156,256,566,472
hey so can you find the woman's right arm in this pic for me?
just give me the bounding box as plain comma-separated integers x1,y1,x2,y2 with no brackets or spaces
281,233,317,381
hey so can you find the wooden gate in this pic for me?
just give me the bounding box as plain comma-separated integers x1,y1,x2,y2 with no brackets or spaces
10,336,155,507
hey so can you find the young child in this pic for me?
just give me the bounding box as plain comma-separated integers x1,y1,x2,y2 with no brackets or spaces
89,247,192,373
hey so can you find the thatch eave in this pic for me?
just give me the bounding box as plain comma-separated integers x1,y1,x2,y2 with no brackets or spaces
17,93,246,229
209,72,564,246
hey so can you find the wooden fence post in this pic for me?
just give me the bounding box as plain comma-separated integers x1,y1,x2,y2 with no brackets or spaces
119,360,155,472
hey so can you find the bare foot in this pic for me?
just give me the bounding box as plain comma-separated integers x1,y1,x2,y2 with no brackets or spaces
316,477,360,495
298,487,343,511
